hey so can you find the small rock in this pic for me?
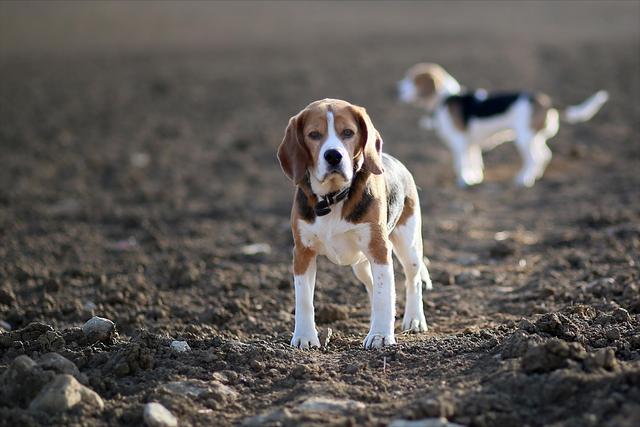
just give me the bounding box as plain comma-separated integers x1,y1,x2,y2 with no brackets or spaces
240,243,271,255
389,418,464,427
0,355,54,408
143,402,178,427
242,408,292,427
319,327,333,348
298,396,365,413
82,316,115,343
29,374,103,414
38,353,81,379
170,340,191,352
291,365,310,379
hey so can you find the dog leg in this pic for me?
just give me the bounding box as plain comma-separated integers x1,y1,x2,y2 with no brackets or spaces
362,227,396,349
447,135,476,187
291,248,320,349
467,144,485,185
352,260,374,307
514,130,539,187
391,212,429,333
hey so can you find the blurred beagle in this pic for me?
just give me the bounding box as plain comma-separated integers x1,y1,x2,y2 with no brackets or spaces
398,63,609,187
277,99,432,349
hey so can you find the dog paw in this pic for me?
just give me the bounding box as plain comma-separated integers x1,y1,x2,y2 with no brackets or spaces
290,332,320,349
402,316,428,333
514,174,535,188
363,332,396,349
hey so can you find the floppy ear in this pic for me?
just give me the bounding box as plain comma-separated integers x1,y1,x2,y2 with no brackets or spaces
414,72,437,98
277,113,309,184
352,106,384,175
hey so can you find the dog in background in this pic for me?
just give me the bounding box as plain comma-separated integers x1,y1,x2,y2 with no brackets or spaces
277,99,432,349
398,63,609,187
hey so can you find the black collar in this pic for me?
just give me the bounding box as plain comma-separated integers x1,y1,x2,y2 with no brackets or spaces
314,186,350,216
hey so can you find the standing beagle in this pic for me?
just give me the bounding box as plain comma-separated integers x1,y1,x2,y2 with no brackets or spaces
398,63,609,187
277,99,432,349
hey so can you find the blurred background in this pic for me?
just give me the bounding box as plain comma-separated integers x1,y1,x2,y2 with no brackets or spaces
0,2,639,426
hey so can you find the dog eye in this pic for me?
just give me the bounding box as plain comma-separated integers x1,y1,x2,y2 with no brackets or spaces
342,129,354,138
308,131,322,140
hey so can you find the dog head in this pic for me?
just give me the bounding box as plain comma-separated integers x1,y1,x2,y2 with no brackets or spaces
277,99,383,194
398,63,461,110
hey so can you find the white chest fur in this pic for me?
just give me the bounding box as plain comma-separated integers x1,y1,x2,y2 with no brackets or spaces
297,204,369,266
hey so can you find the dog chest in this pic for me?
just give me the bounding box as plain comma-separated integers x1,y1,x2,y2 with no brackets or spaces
297,211,368,266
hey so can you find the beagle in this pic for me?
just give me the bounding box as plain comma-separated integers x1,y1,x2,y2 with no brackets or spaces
398,63,609,187
277,99,432,349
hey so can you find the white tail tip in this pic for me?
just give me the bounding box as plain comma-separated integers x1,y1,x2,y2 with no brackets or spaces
564,90,609,124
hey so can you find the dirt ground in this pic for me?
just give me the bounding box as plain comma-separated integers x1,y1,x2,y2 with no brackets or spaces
1,2,639,426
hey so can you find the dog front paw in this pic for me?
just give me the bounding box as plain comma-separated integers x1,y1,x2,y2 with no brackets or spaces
402,315,428,333
291,332,320,349
363,332,396,349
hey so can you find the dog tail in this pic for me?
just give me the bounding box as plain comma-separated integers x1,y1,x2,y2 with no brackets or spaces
562,90,609,124
421,258,433,290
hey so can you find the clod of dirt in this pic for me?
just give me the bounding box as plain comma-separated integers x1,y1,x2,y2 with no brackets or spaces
583,348,619,372
521,338,587,373
102,343,153,377
388,418,464,427
82,316,115,343
414,397,455,419
143,402,178,427
489,240,515,258
319,327,332,348
0,282,16,305
612,307,632,323
0,322,65,354
501,331,543,359
159,380,238,401
297,396,366,413
315,304,349,324
29,374,104,414
37,353,83,381
0,355,55,408
169,340,191,352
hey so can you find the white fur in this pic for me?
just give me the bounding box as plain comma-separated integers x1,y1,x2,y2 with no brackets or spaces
564,90,609,124
400,70,607,187
310,111,353,196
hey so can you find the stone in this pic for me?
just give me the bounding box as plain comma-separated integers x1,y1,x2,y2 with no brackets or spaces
38,353,81,379
143,402,178,427
298,396,365,413
29,374,104,414
388,418,464,427
82,316,115,343
170,340,191,352
0,355,54,408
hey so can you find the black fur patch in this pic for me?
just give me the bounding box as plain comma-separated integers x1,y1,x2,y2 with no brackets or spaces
445,91,524,125
345,188,374,223
296,187,316,222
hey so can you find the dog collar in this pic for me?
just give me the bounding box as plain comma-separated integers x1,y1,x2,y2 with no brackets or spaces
315,186,350,216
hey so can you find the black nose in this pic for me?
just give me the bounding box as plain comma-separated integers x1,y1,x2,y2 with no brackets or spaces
324,149,342,166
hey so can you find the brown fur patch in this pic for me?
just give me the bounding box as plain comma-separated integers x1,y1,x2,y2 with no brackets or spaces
530,93,552,132
291,208,316,275
396,196,416,227
447,100,466,131
368,222,391,265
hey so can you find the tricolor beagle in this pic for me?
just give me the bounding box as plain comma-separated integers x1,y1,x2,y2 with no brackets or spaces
398,63,609,187
277,99,432,349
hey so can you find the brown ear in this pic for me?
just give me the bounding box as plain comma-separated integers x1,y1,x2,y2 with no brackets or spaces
277,113,309,184
352,106,384,175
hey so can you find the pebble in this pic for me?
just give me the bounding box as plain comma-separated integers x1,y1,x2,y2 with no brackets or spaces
240,243,271,255
38,353,81,379
29,374,103,414
170,340,191,352
82,316,115,343
298,396,365,413
388,418,464,427
143,402,178,427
